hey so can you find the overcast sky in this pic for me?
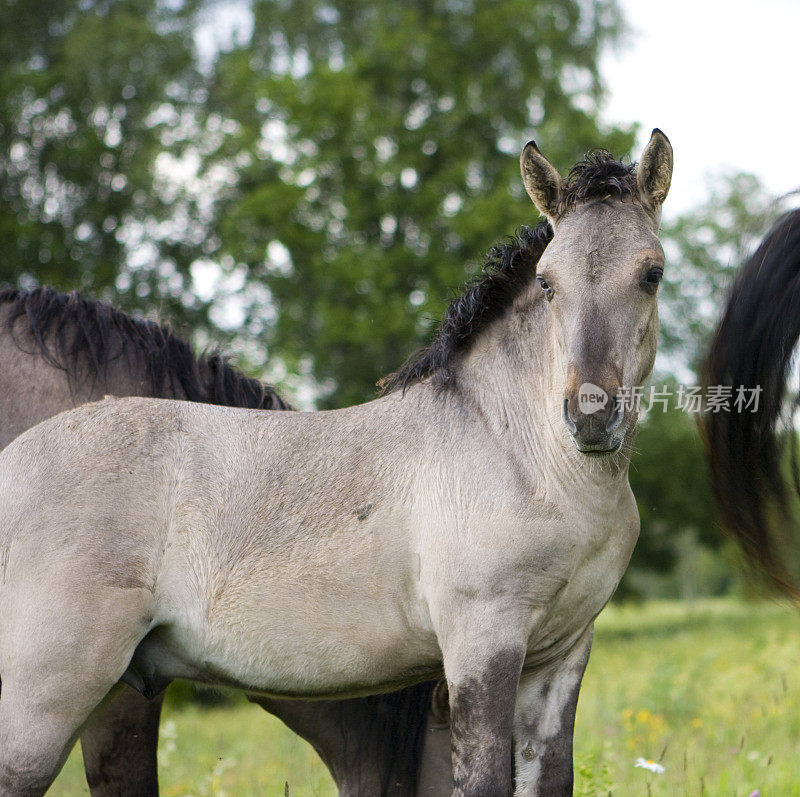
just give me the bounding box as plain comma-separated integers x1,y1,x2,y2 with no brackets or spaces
601,0,800,217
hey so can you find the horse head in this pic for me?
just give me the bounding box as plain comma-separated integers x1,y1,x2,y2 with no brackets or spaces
521,129,673,455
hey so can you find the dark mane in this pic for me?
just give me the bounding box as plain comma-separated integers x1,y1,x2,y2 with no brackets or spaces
0,286,290,410
379,220,554,394
558,149,638,216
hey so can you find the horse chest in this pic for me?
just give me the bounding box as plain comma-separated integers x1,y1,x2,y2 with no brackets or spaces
524,498,639,658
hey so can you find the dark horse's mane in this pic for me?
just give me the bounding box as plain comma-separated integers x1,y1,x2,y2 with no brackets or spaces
0,285,290,410
380,150,637,395
702,208,800,597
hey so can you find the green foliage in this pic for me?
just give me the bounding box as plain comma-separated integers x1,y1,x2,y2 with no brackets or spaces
0,0,636,406
621,389,724,599
574,753,613,796
658,172,788,375
0,0,209,323
632,395,712,546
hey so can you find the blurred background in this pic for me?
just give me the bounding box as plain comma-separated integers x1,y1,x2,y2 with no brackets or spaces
1,0,798,601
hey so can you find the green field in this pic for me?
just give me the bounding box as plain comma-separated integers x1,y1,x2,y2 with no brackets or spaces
50,599,800,796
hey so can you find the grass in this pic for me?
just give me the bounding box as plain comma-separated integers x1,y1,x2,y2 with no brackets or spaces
575,599,800,796
49,598,800,796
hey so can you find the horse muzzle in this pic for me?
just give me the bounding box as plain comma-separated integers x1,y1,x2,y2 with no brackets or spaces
562,384,625,455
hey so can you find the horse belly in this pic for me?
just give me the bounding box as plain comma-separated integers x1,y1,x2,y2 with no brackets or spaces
153,559,440,698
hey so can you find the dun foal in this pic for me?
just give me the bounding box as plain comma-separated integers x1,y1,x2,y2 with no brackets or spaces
0,131,672,796
0,288,443,795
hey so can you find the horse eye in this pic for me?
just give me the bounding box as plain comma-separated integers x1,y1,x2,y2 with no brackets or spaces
642,267,663,292
537,275,554,301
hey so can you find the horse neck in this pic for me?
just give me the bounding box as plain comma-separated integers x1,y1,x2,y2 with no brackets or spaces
455,296,633,494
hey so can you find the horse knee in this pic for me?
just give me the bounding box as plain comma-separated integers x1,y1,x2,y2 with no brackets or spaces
0,722,69,797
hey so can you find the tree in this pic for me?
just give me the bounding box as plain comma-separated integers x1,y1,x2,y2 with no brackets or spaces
206,0,635,405
658,172,789,378
622,392,723,599
1,1,635,404
0,0,210,324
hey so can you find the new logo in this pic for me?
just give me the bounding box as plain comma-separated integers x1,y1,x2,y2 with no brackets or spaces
577,383,608,415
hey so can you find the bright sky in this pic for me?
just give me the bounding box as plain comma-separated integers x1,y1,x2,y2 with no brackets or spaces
601,0,800,217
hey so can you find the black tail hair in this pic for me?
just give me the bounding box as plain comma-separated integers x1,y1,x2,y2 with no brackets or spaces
702,208,800,596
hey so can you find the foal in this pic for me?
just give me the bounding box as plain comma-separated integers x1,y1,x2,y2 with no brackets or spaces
0,288,443,795
0,130,672,796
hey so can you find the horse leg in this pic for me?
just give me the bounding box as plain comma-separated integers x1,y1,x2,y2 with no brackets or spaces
446,653,524,796
416,681,454,795
437,607,531,796
0,687,81,797
251,682,447,796
80,686,164,797
512,625,593,796
0,585,154,796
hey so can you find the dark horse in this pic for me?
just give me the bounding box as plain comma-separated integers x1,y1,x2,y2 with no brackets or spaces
0,286,447,795
703,207,800,596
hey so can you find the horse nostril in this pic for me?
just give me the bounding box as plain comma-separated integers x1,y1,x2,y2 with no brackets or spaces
605,395,623,433
562,398,577,434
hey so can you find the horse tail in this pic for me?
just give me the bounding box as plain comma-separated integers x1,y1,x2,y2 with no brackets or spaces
701,207,800,597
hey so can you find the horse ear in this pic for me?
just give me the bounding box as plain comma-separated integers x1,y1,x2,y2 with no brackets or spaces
637,129,673,209
520,141,563,221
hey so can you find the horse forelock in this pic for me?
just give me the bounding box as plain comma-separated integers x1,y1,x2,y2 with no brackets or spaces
379,220,554,396
0,286,289,411
557,150,638,217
